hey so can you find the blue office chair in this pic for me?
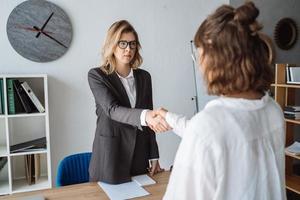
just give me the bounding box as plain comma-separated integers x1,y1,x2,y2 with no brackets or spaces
56,152,92,187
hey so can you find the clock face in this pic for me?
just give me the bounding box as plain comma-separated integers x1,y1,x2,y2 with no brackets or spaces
6,0,72,62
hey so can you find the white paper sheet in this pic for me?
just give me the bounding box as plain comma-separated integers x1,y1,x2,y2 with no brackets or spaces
286,141,300,155
98,181,149,200
21,195,45,200
132,174,156,186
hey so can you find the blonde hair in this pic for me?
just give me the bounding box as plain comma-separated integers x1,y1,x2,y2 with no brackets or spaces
100,20,143,74
194,1,274,95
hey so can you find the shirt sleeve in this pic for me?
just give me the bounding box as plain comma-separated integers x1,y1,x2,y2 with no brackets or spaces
166,112,190,138
163,114,222,200
140,109,149,126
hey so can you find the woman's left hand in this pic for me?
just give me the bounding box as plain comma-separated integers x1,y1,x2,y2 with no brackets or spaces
148,160,165,176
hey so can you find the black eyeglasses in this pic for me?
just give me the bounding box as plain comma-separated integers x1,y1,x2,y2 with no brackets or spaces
117,40,137,49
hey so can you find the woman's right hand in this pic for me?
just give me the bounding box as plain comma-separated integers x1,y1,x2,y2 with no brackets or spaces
146,109,171,133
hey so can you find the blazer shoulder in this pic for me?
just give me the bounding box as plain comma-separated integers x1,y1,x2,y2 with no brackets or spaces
134,68,151,79
88,67,105,77
88,67,108,81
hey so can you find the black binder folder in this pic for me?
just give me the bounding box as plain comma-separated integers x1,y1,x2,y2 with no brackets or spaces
13,80,37,113
10,137,47,153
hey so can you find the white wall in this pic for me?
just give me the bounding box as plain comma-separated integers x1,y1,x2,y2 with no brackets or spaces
230,0,300,64
0,0,228,185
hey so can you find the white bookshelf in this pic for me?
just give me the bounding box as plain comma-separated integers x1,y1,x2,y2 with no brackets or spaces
0,181,10,195
0,146,7,157
12,176,49,194
0,74,51,195
0,161,9,196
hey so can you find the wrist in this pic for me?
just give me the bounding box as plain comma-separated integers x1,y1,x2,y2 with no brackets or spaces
145,110,152,126
140,109,149,126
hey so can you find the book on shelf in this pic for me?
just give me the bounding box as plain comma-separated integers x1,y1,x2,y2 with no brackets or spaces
286,66,291,83
24,154,41,185
21,81,45,113
25,154,32,184
0,79,4,114
0,157,7,171
7,79,25,114
284,112,300,120
34,154,41,183
13,80,38,113
286,141,300,155
286,66,300,84
284,106,300,112
10,137,46,153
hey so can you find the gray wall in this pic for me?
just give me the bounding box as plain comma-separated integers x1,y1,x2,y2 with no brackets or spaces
230,0,300,64
0,0,228,185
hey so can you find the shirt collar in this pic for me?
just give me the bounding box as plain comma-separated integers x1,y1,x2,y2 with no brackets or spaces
116,69,134,79
205,92,271,111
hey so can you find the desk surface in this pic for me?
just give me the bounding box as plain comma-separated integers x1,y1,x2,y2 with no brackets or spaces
0,171,170,200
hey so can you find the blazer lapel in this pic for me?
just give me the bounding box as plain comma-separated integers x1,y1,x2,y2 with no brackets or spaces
133,70,143,108
108,72,131,107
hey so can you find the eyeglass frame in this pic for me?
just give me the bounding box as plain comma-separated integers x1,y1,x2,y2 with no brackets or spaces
117,40,138,49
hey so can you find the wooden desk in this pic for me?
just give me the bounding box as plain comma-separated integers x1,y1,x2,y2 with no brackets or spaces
0,171,170,200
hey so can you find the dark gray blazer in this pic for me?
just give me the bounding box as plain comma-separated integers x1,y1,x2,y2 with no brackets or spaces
88,67,159,184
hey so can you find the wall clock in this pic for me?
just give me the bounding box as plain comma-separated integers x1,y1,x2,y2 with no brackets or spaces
6,0,73,62
274,18,298,50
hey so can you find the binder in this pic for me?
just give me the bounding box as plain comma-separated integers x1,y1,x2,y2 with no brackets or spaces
0,90,2,114
34,154,41,182
0,157,7,171
25,154,35,185
7,79,25,114
21,82,45,113
287,66,300,84
0,79,3,114
24,154,41,185
10,137,46,153
284,106,300,112
7,79,15,114
24,155,30,184
13,80,37,113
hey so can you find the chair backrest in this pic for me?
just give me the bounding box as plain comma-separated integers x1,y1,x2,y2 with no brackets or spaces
56,152,92,187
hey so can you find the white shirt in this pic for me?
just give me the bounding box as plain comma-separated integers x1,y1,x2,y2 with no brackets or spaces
116,69,147,126
164,93,286,200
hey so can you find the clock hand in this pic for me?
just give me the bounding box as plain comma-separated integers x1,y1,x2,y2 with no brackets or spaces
15,25,53,34
33,26,67,48
36,12,54,38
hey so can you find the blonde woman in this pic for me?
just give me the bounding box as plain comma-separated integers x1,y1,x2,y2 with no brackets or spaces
88,20,167,184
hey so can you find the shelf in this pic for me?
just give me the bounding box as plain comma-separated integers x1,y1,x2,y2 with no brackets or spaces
0,74,47,78
0,75,51,195
286,175,300,194
0,146,7,157
285,151,300,160
285,118,300,125
0,161,9,196
10,150,47,157
12,176,49,194
271,83,300,89
0,180,10,195
7,113,46,118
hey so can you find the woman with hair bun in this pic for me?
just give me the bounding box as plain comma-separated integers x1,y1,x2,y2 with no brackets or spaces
158,2,286,199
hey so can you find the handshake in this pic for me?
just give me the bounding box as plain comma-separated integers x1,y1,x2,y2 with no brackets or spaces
145,108,172,133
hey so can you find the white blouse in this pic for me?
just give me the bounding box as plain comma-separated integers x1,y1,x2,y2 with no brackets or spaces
116,69,148,126
163,93,286,200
